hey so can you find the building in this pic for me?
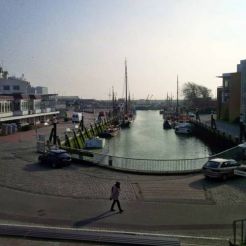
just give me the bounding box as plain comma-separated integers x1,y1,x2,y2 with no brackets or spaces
0,95,14,118
217,72,241,122
237,60,246,123
0,69,59,132
35,86,48,95
0,76,32,95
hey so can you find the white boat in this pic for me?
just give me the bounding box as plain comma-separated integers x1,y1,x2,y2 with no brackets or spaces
84,137,105,149
175,122,193,134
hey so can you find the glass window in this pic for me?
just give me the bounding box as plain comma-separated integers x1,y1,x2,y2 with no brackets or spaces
3,85,10,90
13,85,20,90
221,162,228,168
224,79,229,88
205,161,220,168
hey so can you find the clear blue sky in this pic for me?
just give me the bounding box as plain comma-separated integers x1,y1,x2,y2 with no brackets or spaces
1,0,246,99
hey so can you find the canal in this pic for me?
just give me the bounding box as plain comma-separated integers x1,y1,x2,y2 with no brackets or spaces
106,110,211,160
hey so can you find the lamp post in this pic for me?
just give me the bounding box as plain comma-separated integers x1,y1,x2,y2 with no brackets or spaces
53,116,57,145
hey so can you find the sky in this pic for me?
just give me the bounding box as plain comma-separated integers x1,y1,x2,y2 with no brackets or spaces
0,0,246,100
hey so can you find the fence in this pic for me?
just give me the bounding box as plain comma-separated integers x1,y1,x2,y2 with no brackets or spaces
64,144,244,174
210,145,244,161
232,218,246,246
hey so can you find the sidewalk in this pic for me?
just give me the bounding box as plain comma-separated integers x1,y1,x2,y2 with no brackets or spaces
199,114,240,138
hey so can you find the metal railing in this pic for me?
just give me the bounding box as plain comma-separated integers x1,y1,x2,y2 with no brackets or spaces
210,145,243,161
87,153,208,173
232,218,246,246
63,144,244,174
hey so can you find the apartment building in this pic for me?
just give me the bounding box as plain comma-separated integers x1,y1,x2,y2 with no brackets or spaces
217,72,241,122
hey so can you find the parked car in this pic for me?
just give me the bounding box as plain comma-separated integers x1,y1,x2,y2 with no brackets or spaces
202,158,240,180
38,149,71,168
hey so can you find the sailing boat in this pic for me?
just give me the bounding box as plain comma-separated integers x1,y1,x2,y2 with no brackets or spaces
120,59,131,128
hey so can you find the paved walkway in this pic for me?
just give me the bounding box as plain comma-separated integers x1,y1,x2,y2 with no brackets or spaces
199,114,240,139
0,121,246,245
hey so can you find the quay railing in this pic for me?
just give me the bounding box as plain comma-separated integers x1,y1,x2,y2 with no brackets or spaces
232,218,246,246
62,144,244,174
88,153,208,173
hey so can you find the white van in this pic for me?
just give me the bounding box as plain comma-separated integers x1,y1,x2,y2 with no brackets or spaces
72,112,82,123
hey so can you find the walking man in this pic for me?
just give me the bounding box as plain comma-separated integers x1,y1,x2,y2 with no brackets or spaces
110,181,123,213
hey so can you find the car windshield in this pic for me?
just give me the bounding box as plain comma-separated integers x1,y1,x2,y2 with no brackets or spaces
58,153,70,158
205,161,220,168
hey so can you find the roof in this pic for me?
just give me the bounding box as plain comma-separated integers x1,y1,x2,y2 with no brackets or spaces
12,94,29,100
29,94,41,100
0,111,60,122
0,95,14,100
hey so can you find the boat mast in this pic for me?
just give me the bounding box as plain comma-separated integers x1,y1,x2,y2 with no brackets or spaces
125,59,128,114
176,75,179,114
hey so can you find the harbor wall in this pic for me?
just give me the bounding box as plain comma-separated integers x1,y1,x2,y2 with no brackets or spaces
192,120,240,153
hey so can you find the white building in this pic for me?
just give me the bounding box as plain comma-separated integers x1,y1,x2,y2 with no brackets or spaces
0,69,59,131
0,95,13,118
0,76,32,95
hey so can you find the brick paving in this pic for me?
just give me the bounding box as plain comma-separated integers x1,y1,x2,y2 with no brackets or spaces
1,121,246,245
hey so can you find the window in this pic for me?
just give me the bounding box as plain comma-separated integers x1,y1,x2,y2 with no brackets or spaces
13,85,20,90
3,85,10,90
224,79,229,88
221,162,228,168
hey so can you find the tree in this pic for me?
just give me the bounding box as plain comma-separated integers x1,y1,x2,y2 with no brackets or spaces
182,82,212,109
182,82,211,100
198,85,211,98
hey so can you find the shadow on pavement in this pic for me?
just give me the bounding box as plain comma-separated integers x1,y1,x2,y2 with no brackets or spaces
73,210,118,227
189,175,244,190
23,163,79,172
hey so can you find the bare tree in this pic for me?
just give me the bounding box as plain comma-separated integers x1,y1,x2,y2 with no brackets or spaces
182,82,212,109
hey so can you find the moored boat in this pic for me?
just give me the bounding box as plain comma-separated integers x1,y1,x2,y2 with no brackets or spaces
163,119,172,129
99,125,120,138
175,122,193,134
84,137,105,149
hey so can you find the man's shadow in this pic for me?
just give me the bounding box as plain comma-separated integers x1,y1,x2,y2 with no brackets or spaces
73,210,118,228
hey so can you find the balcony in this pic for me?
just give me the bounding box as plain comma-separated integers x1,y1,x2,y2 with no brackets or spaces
0,112,13,118
13,110,29,116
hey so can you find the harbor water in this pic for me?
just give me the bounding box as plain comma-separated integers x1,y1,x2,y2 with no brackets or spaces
106,110,211,160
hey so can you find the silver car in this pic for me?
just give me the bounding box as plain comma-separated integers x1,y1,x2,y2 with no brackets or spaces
202,158,240,180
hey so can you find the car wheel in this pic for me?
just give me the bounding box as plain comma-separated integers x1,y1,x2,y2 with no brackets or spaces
51,162,57,168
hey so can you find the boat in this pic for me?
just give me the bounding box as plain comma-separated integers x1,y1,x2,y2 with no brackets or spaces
175,122,193,134
120,59,132,128
120,116,131,128
84,137,105,149
163,119,172,129
98,125,120,138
